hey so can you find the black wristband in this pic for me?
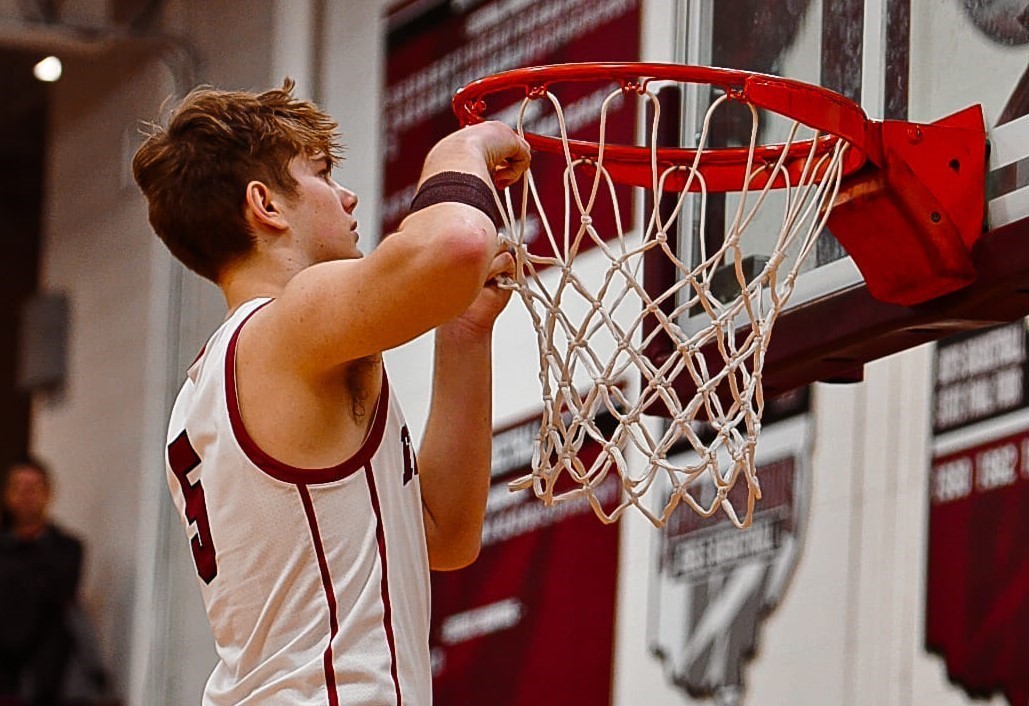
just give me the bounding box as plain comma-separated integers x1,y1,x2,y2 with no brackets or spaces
409,171,503,230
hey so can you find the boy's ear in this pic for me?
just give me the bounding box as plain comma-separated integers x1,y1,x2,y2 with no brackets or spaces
244,181,289,232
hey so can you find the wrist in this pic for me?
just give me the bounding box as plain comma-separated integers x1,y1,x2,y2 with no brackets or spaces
420,138,491,184
410,172,503,230
436,316,496,345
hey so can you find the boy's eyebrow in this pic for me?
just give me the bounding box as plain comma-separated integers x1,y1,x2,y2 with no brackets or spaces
313,153,332,170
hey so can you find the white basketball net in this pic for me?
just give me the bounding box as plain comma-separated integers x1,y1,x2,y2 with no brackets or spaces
494,83,848,528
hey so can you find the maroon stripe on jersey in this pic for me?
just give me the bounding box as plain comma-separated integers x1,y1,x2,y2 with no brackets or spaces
189,343,206,369
365,463,403,704
297,484,341,706
224,301,391,484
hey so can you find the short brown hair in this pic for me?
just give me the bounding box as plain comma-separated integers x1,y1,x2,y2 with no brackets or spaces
132,79,343,281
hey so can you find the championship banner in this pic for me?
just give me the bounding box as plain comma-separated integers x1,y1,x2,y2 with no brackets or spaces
928,322,1029,706
428,413,620,705
933,322,1029,435
649,389,811,703
383,0,641,248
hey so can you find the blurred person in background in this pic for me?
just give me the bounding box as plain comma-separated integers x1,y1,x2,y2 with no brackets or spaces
0,459,83,705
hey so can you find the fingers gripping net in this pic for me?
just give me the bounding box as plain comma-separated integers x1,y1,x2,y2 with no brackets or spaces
496,83,848,528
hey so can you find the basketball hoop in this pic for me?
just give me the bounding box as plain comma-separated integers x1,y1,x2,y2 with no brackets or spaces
453,63,986,528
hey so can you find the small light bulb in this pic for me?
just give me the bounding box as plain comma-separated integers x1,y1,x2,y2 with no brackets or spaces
33,56,62,82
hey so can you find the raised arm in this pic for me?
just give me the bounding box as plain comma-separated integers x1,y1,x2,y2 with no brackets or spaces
260,121,529,376
417,248,514,570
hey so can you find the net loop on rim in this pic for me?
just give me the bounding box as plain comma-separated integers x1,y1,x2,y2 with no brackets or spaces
480,68,849,528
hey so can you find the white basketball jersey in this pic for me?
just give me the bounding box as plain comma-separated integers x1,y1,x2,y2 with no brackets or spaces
165,298,432,705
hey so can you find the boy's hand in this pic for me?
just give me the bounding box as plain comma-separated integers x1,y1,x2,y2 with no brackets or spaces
443,244,516,337
420,121,531,190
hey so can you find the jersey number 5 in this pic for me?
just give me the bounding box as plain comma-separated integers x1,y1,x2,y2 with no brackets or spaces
168,431,218,583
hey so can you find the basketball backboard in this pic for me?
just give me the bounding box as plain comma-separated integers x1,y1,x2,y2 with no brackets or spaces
651,0,1029,399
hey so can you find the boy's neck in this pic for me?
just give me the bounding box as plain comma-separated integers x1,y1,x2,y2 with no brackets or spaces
219,257,299,312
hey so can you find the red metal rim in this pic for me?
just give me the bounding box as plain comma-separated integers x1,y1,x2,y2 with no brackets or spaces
452,62,875,190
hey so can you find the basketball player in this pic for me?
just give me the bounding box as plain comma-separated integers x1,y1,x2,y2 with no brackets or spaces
132,81,530,704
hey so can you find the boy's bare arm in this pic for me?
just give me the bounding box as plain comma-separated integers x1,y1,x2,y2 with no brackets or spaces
418,247,514,570
257,122,528,378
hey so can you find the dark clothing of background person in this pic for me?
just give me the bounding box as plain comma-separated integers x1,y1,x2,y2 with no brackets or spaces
0,522,83,705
